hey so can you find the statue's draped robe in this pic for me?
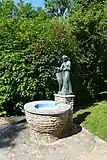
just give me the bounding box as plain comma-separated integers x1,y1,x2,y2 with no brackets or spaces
56,72,63,92
59,60,72,95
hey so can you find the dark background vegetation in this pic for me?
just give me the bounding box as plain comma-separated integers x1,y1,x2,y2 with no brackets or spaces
0,0,107,115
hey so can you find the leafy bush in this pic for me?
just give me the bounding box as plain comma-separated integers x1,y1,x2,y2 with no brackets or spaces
0,0,107,115
0,14,75,115
68,1,107,103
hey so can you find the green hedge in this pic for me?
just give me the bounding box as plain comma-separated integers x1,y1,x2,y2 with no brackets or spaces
0,0,107,115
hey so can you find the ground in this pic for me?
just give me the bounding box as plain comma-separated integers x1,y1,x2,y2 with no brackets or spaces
0,116,107,160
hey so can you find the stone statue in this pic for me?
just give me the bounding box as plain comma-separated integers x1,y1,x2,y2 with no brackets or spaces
56,55,73,95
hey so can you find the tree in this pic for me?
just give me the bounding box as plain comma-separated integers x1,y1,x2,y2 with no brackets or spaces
44,0,72,17
69,0,107,102
15,0,38,19
73,0,106,7
0,0,15,18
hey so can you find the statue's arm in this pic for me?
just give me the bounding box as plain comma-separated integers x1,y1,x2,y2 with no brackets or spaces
63,61,71,71
60,63,64,71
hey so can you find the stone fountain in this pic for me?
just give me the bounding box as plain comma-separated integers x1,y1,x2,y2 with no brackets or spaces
24,55,75,144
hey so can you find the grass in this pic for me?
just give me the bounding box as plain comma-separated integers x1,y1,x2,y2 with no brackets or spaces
73,100,107,141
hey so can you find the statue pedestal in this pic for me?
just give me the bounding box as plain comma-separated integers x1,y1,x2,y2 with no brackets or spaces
54,94,75,109
54,94,75,132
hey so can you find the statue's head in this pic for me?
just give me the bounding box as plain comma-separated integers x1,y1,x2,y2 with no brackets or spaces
62,55,70,62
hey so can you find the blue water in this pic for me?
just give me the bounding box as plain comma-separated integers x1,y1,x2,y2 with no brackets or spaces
35,103,56,109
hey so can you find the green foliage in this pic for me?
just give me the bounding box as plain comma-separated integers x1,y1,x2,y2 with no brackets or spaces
74,0,106,6
0,0,48,115
0,0,74,115
0,0,15,18
0,0,107,115
15,0,43,19
68,1,107,103
44,0,72,16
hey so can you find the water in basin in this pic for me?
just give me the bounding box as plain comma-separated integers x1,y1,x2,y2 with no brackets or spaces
35,103,57,110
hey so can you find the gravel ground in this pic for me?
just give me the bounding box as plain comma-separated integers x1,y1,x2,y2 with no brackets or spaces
0,116,107,160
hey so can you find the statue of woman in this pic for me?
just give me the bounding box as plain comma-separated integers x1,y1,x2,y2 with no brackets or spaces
56,55,73,95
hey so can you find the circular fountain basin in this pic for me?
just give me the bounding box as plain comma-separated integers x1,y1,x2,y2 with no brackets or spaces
24,100,71,143
24,100,70,115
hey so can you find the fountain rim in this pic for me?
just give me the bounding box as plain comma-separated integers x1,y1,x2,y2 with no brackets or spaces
24,100,71,115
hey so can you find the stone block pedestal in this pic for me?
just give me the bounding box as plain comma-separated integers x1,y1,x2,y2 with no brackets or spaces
54,94,75,109
54,94,75,131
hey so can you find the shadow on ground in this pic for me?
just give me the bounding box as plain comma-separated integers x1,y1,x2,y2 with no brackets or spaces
74,92,107,113
73,102,94,113
0,118,27,148
61,111,91,139
96,92,107,102
73,112,91,125
61,123,82,139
